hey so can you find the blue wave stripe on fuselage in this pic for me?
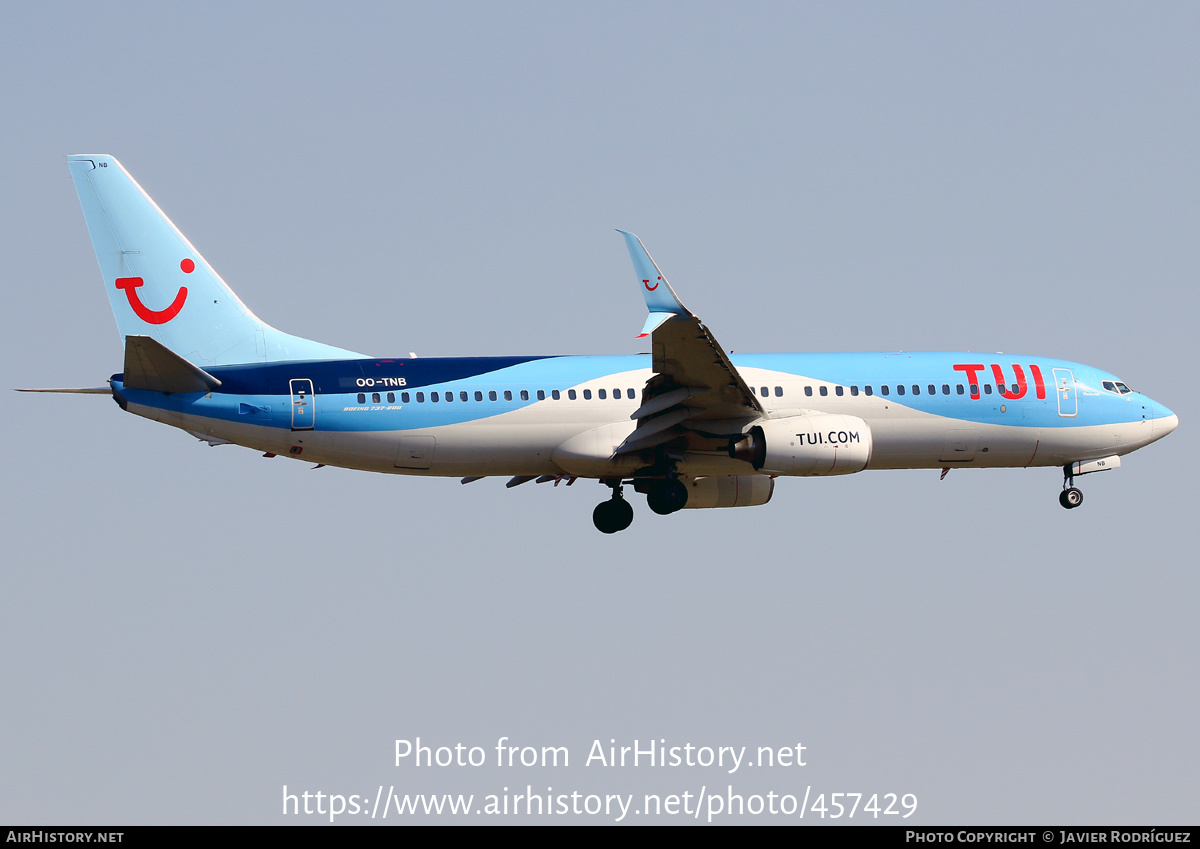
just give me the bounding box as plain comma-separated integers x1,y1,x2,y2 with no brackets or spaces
112,355,650,432
206,355,557,394
111,351,1154,432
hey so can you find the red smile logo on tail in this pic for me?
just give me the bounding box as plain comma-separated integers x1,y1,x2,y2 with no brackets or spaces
114,259,193,324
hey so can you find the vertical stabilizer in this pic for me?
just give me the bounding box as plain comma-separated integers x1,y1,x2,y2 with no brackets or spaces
68,155,365,366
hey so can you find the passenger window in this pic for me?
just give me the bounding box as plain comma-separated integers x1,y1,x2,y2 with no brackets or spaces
431,392,440,402
881,385,889,396
460,391,468,402
819,386,828,397
416,392,424,403
357,393,365,404
864,385,873,396
957,385,965,395
774,386,783,397
568,389,577,400
928,385,936,395
969,385,978,396
372,392,381,403
488,390,497,401
537,390,545,400
911,385,919,396
401,392,410,403
445,391,453,402
627,389,635,399
583,389,592,400
760,386,768,397
942,384,950,395
552,389,561,400
897,385,905,396
850,386,859,396
804,386,813,397
835,386,844,396
474,391,483,401
505,390,514,401
598,389,607,399
983,384,992,395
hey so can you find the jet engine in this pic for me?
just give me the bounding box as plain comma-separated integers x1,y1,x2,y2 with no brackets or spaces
729,414,872,475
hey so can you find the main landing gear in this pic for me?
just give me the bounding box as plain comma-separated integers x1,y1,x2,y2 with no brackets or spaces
592,476,691,533
1060,463,1084,510
593,482,634,534
645,478,689,515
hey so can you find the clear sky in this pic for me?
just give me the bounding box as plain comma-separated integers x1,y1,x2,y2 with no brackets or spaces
2,1,1197,824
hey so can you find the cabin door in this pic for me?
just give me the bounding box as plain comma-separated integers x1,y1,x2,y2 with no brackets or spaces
290,379,315,431
1052,369,1077,418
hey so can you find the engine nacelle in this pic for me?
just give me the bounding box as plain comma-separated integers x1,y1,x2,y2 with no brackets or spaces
730,414,872,476
682,475,775,509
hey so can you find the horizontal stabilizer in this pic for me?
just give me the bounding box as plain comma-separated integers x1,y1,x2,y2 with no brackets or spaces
123,335,222,394
16,386,110,394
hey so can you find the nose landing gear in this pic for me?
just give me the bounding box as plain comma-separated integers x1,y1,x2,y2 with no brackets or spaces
1060,463,1084,509
593,481,634,533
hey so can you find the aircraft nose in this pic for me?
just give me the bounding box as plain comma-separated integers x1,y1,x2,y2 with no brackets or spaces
1150,401,1178,440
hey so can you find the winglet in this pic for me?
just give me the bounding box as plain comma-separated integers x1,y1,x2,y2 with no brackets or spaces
617,231,690,337
638,312,675,339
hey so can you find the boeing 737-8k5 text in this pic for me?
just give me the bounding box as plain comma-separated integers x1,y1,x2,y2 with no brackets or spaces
27,155,1178,533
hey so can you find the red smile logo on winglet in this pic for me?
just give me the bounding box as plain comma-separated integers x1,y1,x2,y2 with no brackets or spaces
114,259,192,324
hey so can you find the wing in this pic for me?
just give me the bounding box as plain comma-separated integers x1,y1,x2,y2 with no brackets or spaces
615,231,763,455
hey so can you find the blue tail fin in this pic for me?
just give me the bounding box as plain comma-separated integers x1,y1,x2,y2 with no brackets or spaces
68,155,366,366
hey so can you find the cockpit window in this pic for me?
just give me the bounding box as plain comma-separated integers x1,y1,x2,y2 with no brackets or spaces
1104,380,1135,395
1115,382,1133,394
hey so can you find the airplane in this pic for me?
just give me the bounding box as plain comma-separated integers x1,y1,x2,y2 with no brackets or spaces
25,154,1178,533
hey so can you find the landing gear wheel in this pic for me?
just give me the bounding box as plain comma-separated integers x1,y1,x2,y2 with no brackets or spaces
1059,487,1083,509
646,479,689,515
593,497,634,533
